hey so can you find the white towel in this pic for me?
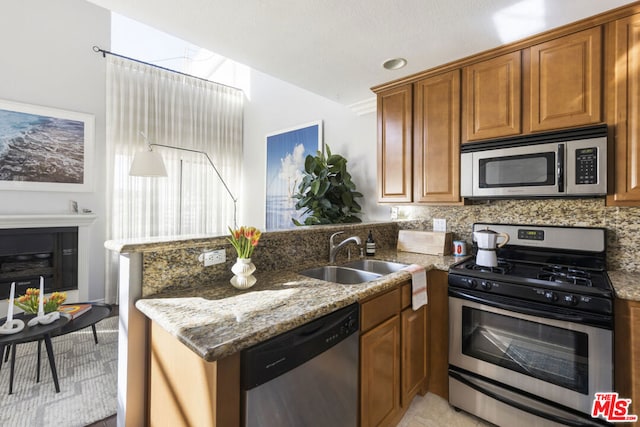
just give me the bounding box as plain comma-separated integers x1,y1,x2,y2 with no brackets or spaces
402,264,428,310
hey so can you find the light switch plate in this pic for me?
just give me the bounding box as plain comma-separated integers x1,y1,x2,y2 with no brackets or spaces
433,218,447,232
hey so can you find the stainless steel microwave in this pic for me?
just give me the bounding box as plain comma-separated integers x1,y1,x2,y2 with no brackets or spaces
461,125,607,198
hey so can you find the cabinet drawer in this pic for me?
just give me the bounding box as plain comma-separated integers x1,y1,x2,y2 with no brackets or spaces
401,283,411,310
361,288,401,332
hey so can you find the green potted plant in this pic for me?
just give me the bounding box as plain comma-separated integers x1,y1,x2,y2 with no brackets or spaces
292,145,363,225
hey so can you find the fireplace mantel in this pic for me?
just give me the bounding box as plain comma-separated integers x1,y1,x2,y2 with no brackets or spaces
0,213,97,229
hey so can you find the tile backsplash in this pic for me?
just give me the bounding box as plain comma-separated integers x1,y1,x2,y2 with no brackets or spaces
396,198,640,271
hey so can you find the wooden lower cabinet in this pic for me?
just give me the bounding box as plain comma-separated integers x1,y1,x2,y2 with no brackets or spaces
614,297,640,421
360,315,402,427
148,320,240,427
426,269,449,399
401,305,427,406
360,281,430,427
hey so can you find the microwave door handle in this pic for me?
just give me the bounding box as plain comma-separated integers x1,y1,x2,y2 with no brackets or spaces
557,144,565,193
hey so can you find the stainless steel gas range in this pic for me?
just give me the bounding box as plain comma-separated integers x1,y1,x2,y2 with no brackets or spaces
448,223,614,427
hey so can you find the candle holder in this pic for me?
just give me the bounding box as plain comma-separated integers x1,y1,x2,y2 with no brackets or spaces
0,282,25,335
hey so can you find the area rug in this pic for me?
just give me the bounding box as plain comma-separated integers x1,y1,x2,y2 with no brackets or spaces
0,316,118,427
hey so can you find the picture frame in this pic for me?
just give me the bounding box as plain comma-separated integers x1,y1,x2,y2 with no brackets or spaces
0,99,94,192
265,121,323,230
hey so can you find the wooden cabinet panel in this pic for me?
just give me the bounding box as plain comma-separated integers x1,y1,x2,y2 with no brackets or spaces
361,287,401,333
401,305,428,407
427,270,449,399
614,298,640,418
413,70,461,203
526,27,602,132
463,52,521,141
149,321,240,427
377,84,413,202
360,315,401,427
608,13,640,204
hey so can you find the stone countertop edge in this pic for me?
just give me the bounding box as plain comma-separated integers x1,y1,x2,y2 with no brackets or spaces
608,270,640,302
135,251,464,362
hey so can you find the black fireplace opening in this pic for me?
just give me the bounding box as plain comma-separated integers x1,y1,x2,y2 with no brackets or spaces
0,227,78,300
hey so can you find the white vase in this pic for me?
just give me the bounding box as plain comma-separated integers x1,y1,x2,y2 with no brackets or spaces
230,257,257,290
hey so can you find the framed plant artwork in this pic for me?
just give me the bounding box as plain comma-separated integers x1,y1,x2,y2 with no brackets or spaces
265,121,323,230
0,99,94,192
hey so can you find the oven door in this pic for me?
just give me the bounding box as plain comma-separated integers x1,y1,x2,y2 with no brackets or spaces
469,142,560,197
449,290,613,415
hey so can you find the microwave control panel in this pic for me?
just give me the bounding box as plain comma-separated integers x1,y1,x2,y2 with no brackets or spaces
575,147,598,185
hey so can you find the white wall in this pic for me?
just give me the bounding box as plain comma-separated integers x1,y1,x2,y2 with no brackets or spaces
243,70,389,228
0,0,109,301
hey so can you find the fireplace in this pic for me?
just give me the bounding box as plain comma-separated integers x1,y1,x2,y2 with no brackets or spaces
0,227,78,299
0,214,96,314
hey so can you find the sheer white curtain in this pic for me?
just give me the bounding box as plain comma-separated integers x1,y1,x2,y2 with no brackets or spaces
104,55,244,302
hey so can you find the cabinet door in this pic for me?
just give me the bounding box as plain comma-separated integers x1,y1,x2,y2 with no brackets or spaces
526,27,602,132
608,14,640,204
413,70,461,203
614,298,640,418
401,305,427,407
360,315,401,427
463,51,521,141
377,84,413,202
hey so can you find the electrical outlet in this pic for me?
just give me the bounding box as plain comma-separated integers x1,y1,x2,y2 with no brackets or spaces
390,207,398,220
433,218,447,232
199,249,226,266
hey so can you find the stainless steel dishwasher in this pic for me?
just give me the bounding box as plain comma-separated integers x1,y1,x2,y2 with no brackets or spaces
241,303,359,427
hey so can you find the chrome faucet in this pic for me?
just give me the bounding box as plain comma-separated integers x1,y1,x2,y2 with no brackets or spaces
329,231,362,263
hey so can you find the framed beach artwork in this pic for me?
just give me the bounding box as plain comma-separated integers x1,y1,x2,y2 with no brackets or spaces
0,99,94,192
265,121,323,230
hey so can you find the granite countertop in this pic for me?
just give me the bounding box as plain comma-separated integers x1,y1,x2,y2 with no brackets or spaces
608,270,640,302
135,250,465,362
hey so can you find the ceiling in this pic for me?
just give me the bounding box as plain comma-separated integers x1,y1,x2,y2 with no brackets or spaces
87,0,637,107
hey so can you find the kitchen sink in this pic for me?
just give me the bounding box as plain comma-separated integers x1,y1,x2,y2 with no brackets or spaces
298,266,382,284
299,260,410,284
342,259,409,275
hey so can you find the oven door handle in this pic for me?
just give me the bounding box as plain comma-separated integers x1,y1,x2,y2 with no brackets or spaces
449,370,604,427
449,288,612,326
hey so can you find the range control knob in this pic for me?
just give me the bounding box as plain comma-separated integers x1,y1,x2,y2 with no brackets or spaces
563,294,578,306
468,279,478,289
544,291,558,302
481,281,492,290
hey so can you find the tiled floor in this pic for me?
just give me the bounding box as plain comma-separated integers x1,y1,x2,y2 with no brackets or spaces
397,392,492,427
87,392,490,427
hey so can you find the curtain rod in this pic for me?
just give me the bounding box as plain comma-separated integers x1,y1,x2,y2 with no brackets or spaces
92,45,242,91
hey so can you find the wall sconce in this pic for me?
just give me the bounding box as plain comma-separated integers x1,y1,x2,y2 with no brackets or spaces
129,133,238,227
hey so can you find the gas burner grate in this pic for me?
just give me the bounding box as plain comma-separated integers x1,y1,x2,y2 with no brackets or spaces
464,261,513,275
537,265,593,286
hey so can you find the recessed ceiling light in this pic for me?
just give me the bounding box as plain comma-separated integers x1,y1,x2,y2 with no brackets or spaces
383,58,407,70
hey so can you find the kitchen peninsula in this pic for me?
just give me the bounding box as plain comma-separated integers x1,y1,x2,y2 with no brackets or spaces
106,222,458,427
107,219,640,427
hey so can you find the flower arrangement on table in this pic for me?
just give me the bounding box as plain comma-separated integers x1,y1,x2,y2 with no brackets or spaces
227,226,262,259
13,288,67,314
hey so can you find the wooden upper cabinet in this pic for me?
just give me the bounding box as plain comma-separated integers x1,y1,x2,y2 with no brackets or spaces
608,13,640,204
413,71,461,203
525,27,602,132
463,51,521,142
377,84,413,202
